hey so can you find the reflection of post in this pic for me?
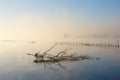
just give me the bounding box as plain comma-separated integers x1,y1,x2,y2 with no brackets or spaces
116,41,120,48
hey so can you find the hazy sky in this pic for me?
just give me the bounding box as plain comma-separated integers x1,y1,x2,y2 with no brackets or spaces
0,0,120,40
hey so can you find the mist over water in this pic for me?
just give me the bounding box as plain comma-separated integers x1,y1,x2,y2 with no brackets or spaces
0,0,120,80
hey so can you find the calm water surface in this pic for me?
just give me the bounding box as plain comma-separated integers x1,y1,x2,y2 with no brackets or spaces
0,40,120,80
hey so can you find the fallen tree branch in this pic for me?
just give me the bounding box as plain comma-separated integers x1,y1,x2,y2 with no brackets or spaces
27,44,100,63
42,43,58,56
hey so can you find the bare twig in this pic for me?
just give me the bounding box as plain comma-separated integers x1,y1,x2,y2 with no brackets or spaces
55,48,72,57
42,43,57,56
27,44,99,63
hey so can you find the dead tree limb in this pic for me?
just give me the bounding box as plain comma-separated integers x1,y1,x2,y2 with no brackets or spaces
55,48,73,57
27,44,99,63
42,43,57,56
34,43,58,61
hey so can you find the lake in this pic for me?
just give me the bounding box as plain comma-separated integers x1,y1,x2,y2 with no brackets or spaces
0,40,120,80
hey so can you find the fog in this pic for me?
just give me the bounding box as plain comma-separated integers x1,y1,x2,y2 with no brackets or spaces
0,12,120,41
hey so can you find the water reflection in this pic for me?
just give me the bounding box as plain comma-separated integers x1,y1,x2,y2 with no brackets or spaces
0,41,120,80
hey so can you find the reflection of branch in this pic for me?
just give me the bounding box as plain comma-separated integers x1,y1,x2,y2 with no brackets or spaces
47,62,58,72
56,62,70,73
43,62,47,69
47,62,64,80
41,62,68,80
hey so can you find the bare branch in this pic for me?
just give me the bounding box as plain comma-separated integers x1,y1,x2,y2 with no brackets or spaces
27,44,98,63
42,43,57,56
55,48,73,57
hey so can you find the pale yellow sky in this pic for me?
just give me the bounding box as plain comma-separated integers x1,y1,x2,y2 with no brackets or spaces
0,12,120,41
0,0,120,41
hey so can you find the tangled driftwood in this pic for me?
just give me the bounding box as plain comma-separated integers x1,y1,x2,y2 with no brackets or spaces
27,44,100,63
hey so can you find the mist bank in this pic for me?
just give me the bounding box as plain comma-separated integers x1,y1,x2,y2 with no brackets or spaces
0,12,120,41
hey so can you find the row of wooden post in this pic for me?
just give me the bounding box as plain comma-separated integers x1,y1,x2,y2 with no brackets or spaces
57,42,120,48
